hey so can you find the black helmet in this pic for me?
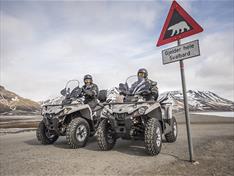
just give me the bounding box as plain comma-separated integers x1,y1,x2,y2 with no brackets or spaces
84,74,93,83
137,68,148,78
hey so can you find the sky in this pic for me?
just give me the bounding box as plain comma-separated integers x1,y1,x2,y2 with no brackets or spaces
0,0,233,101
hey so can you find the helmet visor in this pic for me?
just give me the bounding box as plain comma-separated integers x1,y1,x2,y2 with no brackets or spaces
84,79,92,84
138,72,145,78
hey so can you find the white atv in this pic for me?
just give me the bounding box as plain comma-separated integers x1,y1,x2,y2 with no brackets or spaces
97,76,177,155
36,80,103,148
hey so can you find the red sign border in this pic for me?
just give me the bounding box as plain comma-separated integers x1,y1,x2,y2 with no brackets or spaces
156,0,203,47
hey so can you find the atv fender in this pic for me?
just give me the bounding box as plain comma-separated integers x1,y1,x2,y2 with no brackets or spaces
161,104,173,120
66,104,93,120
145,102,164,132
64,104,96,132
145,102,161,115
99,113,115,129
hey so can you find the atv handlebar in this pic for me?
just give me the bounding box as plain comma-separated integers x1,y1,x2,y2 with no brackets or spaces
98,101,156,106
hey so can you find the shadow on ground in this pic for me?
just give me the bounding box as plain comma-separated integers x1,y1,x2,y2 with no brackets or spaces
24,135,175,157
84,138,170,157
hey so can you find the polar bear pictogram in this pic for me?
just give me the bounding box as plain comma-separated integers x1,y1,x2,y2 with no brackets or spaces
168,21,190,36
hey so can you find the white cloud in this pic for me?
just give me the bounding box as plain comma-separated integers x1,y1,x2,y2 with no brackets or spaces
0,1,233,102
0,12,35,70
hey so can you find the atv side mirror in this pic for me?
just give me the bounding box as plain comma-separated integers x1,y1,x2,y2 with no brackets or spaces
119,83,128,95
60,88,66,96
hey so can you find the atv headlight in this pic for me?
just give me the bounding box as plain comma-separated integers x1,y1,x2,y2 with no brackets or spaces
64,108,69,114
133,107,146,117
102,109,111,117
138,107,146,115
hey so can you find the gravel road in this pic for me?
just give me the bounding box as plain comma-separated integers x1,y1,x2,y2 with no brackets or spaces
0,115,233,176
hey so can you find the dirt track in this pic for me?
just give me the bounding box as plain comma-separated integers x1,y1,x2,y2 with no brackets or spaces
0,114,234,176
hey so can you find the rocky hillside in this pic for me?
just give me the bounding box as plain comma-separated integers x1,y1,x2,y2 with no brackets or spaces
0,85,40,115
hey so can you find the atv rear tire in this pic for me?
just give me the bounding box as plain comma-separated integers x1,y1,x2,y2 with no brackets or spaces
165,116,177,143
97,119,116,151
66,118,90,148
144,118,162,156
36,121,59,144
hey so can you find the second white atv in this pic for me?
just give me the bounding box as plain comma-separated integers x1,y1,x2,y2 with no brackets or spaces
97,76,178,155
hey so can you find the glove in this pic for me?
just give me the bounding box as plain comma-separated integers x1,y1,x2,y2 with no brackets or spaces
84,90,94,97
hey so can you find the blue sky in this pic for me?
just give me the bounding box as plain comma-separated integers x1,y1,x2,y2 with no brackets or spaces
0,0,233,101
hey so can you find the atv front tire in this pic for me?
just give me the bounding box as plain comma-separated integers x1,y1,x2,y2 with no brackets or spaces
165,116,178,143
36,121,59,144
66,118,90,148
144,118,162,156
97,119,116,151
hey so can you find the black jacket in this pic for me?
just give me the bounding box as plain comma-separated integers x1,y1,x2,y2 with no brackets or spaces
144,78,158,101
129,78,158,101
81,83,99,109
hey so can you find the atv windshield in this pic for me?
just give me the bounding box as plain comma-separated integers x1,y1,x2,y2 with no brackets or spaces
126,75,149,95
65,80,80,95
60,80,82,99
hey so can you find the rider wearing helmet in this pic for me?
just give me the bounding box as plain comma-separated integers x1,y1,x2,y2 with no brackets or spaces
136,68,158,101
81,74,99,109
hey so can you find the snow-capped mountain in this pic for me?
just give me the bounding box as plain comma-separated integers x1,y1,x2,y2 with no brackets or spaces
105,88,233,111
159,90,234,112
42,96,64,105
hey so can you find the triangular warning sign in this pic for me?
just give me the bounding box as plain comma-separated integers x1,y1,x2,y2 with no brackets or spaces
157,1,203,47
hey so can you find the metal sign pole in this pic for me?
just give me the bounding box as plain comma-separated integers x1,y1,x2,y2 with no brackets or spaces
178,40,194,162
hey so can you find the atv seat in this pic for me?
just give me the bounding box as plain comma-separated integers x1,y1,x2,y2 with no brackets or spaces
159,96,172,105
98,90,107,103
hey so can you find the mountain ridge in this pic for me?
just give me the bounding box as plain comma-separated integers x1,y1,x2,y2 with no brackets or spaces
1,85,233,115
